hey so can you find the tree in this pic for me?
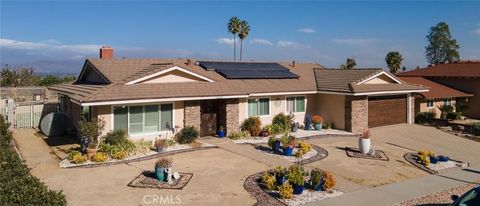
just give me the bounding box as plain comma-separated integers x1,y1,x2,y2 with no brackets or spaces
385,51,403,74
425,22,460,64
238,20,250,61
402,66,406,72
0,65,37,86
227,17,241,61
340,58,356,69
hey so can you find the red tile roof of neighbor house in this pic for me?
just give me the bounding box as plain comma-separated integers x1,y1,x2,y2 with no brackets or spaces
397,61,480,78
398,76,473,100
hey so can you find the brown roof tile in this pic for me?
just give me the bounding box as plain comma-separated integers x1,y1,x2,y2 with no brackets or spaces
398,77,473,99
397,61,480,78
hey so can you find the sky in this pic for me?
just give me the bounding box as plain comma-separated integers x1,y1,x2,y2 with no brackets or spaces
1,1,479,74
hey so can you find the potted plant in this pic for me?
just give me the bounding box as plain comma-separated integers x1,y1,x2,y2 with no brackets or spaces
288,165,305,195
322,171,336,192
155,158,172,181
309,168,324,191
274,166,288,185
291,122,299,132
311,115,323,130
281,135,295,156
359,129,371,154
78,118,106,160
438,155,449,162
218,126,226,138
268,136,281,152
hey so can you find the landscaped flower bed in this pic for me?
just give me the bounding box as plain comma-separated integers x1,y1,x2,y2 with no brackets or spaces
254,137,328,164
404,150,469,174
245,165,343,206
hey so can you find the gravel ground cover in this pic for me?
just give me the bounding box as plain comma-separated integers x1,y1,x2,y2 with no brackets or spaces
232,129,356,144
393,181,479,206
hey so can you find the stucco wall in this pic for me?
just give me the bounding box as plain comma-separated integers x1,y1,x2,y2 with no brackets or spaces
429,78,480,118
416,98,456,118
93,105,112,136
315,94,345,130
174,101,184,129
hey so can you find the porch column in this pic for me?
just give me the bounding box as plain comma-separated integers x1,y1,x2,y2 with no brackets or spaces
184,100,201,131
225,99,239,137
345,95,368,134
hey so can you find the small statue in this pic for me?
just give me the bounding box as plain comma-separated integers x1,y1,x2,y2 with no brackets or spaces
79,135,90,153
304,114,312,130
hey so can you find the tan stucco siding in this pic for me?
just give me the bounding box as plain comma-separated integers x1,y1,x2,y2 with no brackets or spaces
416,98,456,118
315,94,345,130
174,101,184,129
93,105,112,136
138,70,204,84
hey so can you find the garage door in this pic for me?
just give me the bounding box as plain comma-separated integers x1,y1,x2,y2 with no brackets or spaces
368,95,407,127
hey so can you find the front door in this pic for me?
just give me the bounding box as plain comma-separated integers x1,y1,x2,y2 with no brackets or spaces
200,100,218,136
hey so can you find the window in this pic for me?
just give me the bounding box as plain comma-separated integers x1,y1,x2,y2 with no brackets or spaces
81,106,92,122
248,98,269,116
426,100,434,108
113,103,173,135
443,99,452,106
286,96,306,113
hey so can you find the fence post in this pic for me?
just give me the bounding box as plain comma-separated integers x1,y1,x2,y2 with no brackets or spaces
7,98,15,129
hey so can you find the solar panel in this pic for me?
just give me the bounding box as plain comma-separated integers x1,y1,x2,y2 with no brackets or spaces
198,61,299,79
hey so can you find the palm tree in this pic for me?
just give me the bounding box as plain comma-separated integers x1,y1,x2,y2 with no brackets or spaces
340,58,356,69
227,17,241,61
385,51,403,74
238,20,250,61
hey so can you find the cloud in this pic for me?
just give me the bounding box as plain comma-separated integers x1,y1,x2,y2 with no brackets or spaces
472,28,480,36
0,38,101,56
214,37,234,46
331,38,378,46
298,28,316,33
250,38,273,46
277,40,300,48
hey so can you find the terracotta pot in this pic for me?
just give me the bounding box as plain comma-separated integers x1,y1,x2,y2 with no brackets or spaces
86,148,98,160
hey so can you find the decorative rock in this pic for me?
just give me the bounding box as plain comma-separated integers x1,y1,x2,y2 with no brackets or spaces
173,172,180,179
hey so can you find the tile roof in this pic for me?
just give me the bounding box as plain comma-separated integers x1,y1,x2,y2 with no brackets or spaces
397,61,480,78
398,77,473,100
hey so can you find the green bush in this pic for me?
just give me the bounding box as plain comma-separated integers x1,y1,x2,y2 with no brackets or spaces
415,112,436,123
473,123,480,136
438,104,454,119
272,113,291,133
0,115,67,205
104,130,129,145
91,152,108,162
72,154,87,164
446,112,462,120
68,150,81,160
264,124,283,135
241,116,262,136
177,126,199,144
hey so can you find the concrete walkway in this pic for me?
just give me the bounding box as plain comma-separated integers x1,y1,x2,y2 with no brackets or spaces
200,136,292,167
305,166,480,206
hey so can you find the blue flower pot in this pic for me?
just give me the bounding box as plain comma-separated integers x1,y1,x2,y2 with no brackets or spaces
314,124,322,130
155,166,166,181
218,130,225,138
439,155,449,162
293,184,305,195
430,156,439,164
274,141,281,152
276,175,286,185
283,147,294,156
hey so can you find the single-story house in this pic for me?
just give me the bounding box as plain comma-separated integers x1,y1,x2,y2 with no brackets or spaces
397,61,480,118
397,76,473,118
49,46,427,139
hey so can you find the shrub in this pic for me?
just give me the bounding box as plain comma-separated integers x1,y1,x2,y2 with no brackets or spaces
274,166,288,178
77,118,106,149
281,135,296,148
0,115,67,206
287,165,305,186
91,152,108,162
473,123,480,136
323,121,334,129
155,158,172,168
72,154,87,164
312,115,323,124
415,112,436,123
134,139,152,154
446,112,462,120
104,130,129,145
295,150,304,158
437,104,454,119
298,140,311,153
322,171,336,191
309,168,323,188
241,116,262,136
264,124,283,135
228,131,250,140
278,182,293,199
68,150,81,160
272,113,291,133
111,151,128,160
177,126,199,144
261,172,276,191
268,136,279,149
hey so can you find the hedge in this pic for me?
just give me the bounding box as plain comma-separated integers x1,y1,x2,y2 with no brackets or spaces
0,115,67,206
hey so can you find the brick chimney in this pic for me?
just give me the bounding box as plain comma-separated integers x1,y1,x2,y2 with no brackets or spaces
99,46,114,59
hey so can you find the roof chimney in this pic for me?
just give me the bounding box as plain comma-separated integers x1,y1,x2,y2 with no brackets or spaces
100,46,114,59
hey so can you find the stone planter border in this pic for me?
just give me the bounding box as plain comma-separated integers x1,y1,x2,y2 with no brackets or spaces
403,152,468,175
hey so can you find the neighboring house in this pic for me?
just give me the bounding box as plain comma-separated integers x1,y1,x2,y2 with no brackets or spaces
49,46,427,139
398,76,472,118
398,61,480,118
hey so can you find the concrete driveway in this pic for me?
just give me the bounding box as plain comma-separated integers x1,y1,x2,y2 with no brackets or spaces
305,124,480,193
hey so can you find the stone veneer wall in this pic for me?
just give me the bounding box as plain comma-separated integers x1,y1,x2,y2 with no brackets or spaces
225,99,239,136
345,96,368,134
183,100,201,131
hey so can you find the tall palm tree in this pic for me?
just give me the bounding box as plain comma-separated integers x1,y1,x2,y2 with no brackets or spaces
385,51,403,74
227,17,241,61
238,20,250,61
